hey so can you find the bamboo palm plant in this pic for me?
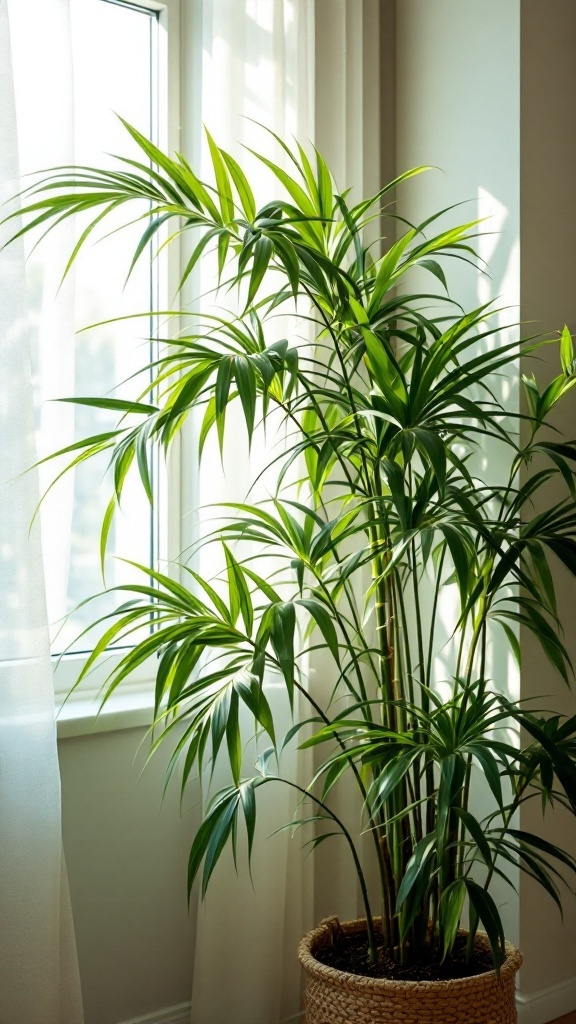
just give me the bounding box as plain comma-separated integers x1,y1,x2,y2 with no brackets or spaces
7,121,576,972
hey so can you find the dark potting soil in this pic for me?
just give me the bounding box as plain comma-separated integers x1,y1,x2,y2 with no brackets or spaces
313,931,498,982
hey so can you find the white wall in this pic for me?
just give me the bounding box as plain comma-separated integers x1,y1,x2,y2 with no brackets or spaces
396,1,576,1014
395,0,522,948
59,728,196,1024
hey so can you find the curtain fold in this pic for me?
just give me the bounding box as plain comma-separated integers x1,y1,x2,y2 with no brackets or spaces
307,0,386,934
189,3,382,1022
0,0,83,1020
189,4,315,1023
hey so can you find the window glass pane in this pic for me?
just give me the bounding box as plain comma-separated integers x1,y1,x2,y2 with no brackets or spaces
18,0,158,654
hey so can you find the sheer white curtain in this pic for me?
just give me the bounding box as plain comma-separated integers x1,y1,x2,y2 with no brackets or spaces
188,5,315,1024
188,3,381,1023
306,0,385,934
0,0,83,1020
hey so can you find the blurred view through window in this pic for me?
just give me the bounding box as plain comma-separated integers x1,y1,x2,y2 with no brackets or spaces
19,0,160,655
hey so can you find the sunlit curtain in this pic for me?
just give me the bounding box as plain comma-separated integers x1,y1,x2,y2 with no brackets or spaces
0,0,83,1020
188,4,314,1024
300,0,386,939
189,3,381,1023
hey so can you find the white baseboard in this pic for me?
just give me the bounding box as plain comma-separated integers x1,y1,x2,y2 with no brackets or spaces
118,1003,304,1024
517,975,576,1024
119,1003,191,1024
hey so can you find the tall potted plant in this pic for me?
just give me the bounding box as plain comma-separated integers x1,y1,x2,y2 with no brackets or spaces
7,123,576,1023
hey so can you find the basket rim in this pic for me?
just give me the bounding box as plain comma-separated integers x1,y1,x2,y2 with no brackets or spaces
297,917,523,993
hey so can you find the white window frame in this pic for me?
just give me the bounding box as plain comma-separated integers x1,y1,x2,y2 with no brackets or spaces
56,0,183,733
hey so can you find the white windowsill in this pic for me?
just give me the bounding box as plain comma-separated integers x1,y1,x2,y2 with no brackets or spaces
53,646,157,739
56,687,155,739
55,667,287,740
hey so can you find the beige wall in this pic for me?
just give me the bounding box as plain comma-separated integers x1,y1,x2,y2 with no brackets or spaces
519,0,576,994
59,728,196,1024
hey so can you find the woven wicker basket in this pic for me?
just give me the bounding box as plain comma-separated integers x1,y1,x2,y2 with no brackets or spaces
298,917,522,1024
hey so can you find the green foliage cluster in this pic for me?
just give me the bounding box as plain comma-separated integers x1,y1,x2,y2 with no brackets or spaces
8,121,576,970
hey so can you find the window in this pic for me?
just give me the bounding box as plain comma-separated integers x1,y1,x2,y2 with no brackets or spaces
11,0,180,700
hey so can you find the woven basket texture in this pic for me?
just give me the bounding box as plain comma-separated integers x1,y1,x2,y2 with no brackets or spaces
297,917,522,1024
